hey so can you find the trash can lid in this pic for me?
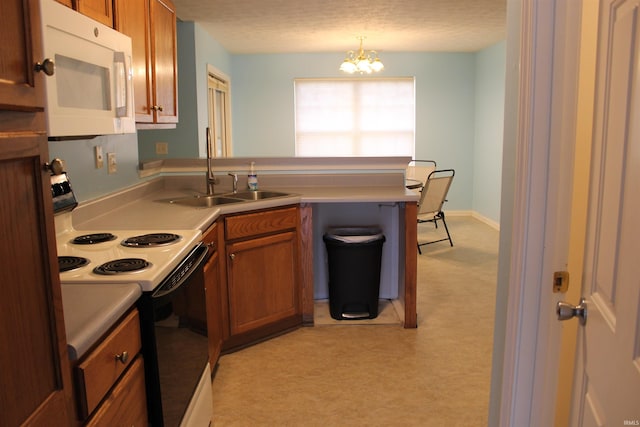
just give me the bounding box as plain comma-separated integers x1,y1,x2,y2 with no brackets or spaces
324,227,384,243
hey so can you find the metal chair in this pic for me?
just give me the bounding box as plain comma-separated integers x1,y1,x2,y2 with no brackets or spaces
406,159,437,189
417,169,455,254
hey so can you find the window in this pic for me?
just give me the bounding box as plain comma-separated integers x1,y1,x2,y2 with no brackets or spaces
294,78,415,157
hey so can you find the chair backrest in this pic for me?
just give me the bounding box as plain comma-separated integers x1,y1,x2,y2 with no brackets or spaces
406,159,437,182
417,169,455,216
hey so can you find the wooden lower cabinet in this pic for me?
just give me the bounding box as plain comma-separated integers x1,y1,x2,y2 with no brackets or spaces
226,231,299,335
221,206,302,350
203,222,225,367
72,309,147,424
85,357,147,426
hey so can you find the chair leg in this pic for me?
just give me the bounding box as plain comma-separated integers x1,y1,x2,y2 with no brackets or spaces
439,212,453,247
417,242,422,255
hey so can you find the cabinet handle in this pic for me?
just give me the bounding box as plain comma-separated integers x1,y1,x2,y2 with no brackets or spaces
44,158,64,175
115,351,129,364
35,58,55,76
151,105,164,112
229,253,235,260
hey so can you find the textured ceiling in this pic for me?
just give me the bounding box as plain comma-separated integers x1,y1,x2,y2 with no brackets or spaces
171,0,507,54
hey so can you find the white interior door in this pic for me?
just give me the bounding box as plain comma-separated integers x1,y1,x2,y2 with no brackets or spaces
570,0,640,424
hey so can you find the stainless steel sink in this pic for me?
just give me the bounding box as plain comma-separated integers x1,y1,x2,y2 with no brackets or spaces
169,195,245,208
226,190,291,201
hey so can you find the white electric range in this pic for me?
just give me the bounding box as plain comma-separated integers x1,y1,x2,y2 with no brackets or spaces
55,211,202,292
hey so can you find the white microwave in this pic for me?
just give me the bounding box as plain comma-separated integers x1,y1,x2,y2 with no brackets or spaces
39,0,135,138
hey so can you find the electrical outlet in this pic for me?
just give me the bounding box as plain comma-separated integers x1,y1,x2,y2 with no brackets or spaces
95,146,104,169
156,142,169,155
107,152,117,174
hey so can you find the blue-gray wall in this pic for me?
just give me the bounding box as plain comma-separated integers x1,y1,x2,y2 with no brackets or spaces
48,21,505,224
229,51,477,214
474,41,506,222
138,22,232,160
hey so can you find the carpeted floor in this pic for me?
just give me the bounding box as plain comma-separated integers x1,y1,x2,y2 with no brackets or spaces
211,216,498,426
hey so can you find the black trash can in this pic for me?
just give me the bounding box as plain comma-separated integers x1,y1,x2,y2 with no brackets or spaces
323,227,386,320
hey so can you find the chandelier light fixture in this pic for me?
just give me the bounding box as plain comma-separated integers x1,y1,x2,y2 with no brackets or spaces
339,36,384,74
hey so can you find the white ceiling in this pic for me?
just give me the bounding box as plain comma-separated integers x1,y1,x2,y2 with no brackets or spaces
171,0,507,54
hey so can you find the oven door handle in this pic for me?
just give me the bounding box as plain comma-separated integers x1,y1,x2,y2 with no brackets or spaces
151,243,208,299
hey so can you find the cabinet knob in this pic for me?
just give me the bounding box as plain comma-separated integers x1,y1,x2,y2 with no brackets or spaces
207,242,217,251
44,158,64,175
115,351,129,364
151,105,164,112
229,253,235,260
35,58,55,76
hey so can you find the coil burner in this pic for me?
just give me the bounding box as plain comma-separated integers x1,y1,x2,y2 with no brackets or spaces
93,258,151,275
121,233,181,247
58,256,89,272
72,233,117,245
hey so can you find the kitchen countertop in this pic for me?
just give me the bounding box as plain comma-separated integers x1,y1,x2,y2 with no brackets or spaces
61,283,141,360
72,175,419,232
59,172,419,350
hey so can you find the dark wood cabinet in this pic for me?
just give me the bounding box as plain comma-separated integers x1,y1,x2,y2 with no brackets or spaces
0,1,73,425
222,206,302,350
115,0,178,125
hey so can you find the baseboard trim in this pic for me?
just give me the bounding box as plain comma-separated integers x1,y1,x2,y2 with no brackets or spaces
443,210,500,231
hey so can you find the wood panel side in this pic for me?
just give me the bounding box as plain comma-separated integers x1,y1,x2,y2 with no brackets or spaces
298,203,314,324
403,202,418,328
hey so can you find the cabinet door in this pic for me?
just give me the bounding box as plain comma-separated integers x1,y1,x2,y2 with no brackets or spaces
202,223,224,366
205,247,224,366
0,136,73,426
226,231,300,336
0,0,46,112
76,0,114,27
150,0,178,123
114,0,154,122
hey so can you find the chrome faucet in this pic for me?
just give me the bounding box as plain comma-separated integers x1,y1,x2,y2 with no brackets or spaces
228,173,238,193
206,127,216,195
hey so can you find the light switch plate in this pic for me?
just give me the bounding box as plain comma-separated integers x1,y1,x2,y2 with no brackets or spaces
107,152,117,174
156,142,169,155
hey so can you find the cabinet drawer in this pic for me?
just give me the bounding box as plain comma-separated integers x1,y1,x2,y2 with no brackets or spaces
85,356,147,426
76,309,142,417
225,206,297,240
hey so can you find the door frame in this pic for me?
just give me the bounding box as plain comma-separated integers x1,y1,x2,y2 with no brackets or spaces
491,0,583,425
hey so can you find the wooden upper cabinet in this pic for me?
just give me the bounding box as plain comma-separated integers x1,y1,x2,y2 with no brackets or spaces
76,0,114,27
150,0,178,124
0,0,46,112
1,1,74,425
114,0,153,122
55,0,114,28
115,0,178,125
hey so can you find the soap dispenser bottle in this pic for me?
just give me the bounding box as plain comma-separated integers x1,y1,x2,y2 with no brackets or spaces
248,162,258,191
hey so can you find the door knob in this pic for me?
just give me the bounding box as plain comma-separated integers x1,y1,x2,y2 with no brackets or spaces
556,298,587,325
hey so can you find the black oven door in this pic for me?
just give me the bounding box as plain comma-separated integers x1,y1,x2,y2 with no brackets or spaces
138,243,210,427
